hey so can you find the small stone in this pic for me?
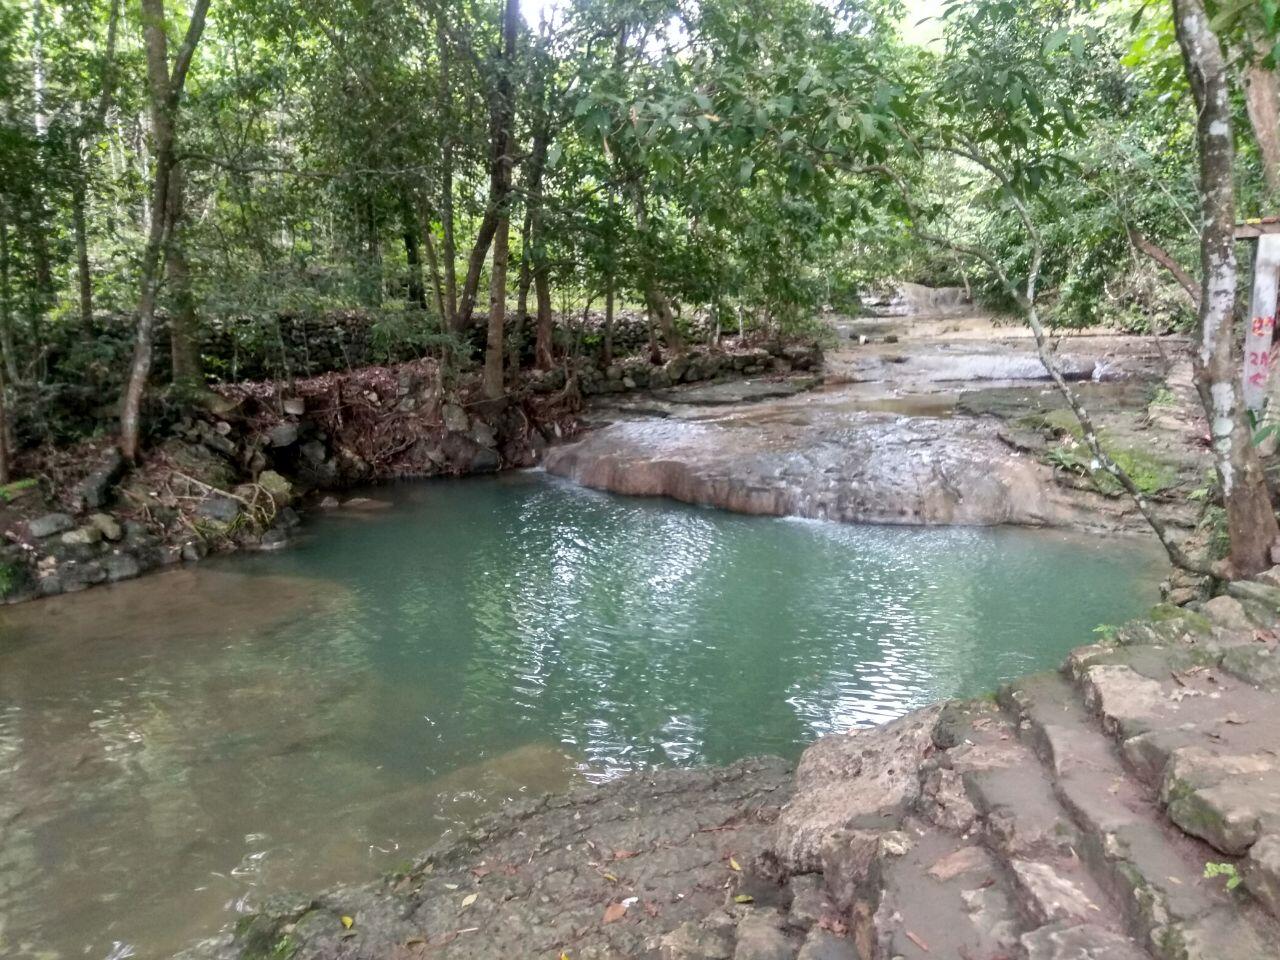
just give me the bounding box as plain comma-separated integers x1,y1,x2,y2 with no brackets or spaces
28,513,74,538
37,575,63,597
256,527,290,551
319,496,341,510
732,913,794,960
282,397,306,416
103,553,141,583
659,919,733,960
196,495,241,523
443,403,470,433
61,525,102,546
257,470,293,505
301,440,328,465
795,928,855,960
1243,833,1280,918
470,420,497,448
88,513,124,541
1201,595,1253,631
1008,859,1099,925
181,541,208,563
267,422,299,448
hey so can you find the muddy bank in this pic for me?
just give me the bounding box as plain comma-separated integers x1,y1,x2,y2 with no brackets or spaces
183,577,1280,960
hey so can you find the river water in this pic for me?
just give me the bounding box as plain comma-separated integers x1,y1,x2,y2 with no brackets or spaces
0,472,1165,958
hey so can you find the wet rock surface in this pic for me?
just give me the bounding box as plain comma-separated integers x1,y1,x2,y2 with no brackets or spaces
545,318,1202,536
185,582,1280,960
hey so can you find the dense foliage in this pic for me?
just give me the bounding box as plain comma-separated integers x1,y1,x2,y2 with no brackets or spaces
0,0,1274,389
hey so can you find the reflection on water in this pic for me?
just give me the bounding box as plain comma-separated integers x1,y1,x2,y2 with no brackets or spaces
0,473,1164,959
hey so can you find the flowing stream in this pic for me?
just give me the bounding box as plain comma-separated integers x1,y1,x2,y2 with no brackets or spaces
0,472,1165,958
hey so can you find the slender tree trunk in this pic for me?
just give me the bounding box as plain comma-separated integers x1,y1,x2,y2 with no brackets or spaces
436,21,458,328
534,265,553,369
73,177,93,323
416,199,448,325
119,0,211,462
631,187,682,354
603,276,614,367
481,0,520,395
0,207,17,383
0,363,9,485
516,207,533,321
1175,0,1280,576
485,215,510,398
166,165,201,388
401,195,426,308
1244,63,1280,198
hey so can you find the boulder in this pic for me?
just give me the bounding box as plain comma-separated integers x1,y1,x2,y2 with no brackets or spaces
28,513,74,538
88,513,124,541
774,705,942,872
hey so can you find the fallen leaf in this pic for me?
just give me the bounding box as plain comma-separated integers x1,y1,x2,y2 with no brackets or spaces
644,901,661,918
612,850,639,860
340,916,354,930
472,866,491,878
905,930,930,952
460,893,478,909
603,901,628,924
728,857,742,872
602,872,618,883
733,894,754,904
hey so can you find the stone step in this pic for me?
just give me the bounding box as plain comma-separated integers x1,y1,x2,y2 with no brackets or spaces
855,820,1024,960
1001,671,1280,959
935,701,1127,934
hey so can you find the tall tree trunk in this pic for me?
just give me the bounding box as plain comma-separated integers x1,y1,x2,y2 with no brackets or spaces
0,363,9,485
481,0,520,395
416,198,448,325
485,214,510,398
0,206,17,383
119,0,211,462
73,177,93,323
167,165,201,388
603,276,614,367
1244,63,1280,198
402,194,426,308
630,187,682,354
516,207,533,321
533,265,553,369
1175,0,1280,576
436,21,458,328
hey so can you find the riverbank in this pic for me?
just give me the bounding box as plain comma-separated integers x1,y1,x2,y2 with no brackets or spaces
182,578,1280,960
0,340,820,604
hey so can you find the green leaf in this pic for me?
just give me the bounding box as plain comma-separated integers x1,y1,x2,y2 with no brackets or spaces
545,143,562,170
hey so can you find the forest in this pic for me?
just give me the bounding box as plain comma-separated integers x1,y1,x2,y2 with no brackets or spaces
1,0,1279,576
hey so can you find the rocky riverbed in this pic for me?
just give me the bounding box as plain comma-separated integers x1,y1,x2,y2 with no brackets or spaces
546,316,1207,539
182,574,1280,960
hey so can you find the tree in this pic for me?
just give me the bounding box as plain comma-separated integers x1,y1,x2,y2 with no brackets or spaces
119,0,212,462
